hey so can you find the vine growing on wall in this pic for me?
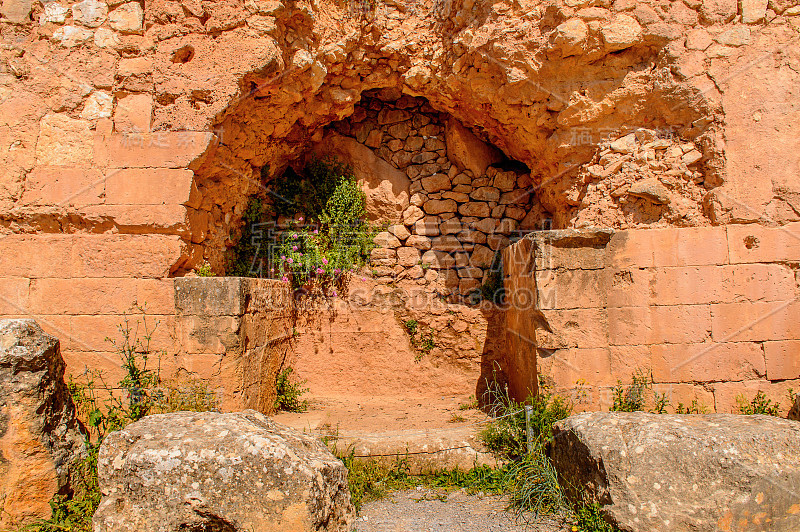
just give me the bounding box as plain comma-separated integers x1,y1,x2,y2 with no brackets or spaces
227,158,376,295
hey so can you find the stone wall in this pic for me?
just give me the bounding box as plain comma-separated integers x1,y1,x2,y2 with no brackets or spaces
0,266,293,413
305,91,547,301
502,225,800,415
288,277,506,403
2,0,800,415
174,277,294,412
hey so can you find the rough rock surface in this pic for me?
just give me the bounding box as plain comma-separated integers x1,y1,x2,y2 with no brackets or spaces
551,412,800,532
6,0,800,275
790,394,800,421
93,410,354,532
0,319,86,528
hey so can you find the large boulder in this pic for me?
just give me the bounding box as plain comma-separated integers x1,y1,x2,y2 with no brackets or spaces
551,412,800,532
93,410,354,532
0,319,86,528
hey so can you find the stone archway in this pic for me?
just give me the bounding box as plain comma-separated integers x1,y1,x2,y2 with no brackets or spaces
172,0,721,276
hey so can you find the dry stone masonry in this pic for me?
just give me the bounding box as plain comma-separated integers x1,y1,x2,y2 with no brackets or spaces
304,91,546,300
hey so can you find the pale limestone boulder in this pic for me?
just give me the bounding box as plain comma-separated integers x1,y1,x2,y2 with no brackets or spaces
0,319,86,529
601,14,642,52
699,0,739,22
108,2,143,33
421,173,451,193
553,18,588,57
741,0,768,23
35,114,93,165
51,25,94,48
71,0,107,28
627,178,671,205
0,0,31,23
93,411,353,532
552,413,800,532
373,231,401,248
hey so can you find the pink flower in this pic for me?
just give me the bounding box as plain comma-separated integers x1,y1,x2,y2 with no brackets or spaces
292,245,298,251
322,257,328,265
281,277,288,283
361,277,366,281
313,229,318,234
298,216,304,222
334,268,340,274
316,267,324,274
280,255,286,260
292,233,298,239
270,268,274,273
287,258,293,264
332,290,337,296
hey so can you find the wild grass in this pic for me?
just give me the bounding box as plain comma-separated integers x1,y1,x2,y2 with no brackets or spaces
335,451,507,512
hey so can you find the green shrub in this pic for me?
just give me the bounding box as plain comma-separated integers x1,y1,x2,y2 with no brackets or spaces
573,501,617,532
193,261,214,277
736,390,781,416
504,443,567,518
228,158,376,294
610,369,652,412
675,399,708,414
477,253,505,304
479,378,572,462
402,318,435,362
274,366,309,413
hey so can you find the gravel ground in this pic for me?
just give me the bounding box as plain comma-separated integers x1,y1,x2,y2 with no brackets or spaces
353,487,570,532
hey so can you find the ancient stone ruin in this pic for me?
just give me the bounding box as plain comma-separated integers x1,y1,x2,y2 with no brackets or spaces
1,0,800,528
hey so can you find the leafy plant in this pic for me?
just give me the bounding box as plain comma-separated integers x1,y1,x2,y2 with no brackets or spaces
675,399,708,414
651,392,670,414
479,377,572,462
402,319,436,362
193,261,215,277
459,395,478,410
736,390,781,416
447,414,466,423
504,443,567,518
573,501,617,532
274,366,309,413
610,369,652,412
228,158,376,295
478,252,505,304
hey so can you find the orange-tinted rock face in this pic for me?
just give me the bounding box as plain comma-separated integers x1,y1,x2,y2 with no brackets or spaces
3,0,798,271
0,320,86,528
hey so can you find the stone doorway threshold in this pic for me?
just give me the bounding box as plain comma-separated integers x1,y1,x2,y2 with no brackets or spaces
273,394,498,470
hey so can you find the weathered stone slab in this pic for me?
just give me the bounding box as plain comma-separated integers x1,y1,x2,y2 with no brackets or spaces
551,412,800,532
93,411,353,532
